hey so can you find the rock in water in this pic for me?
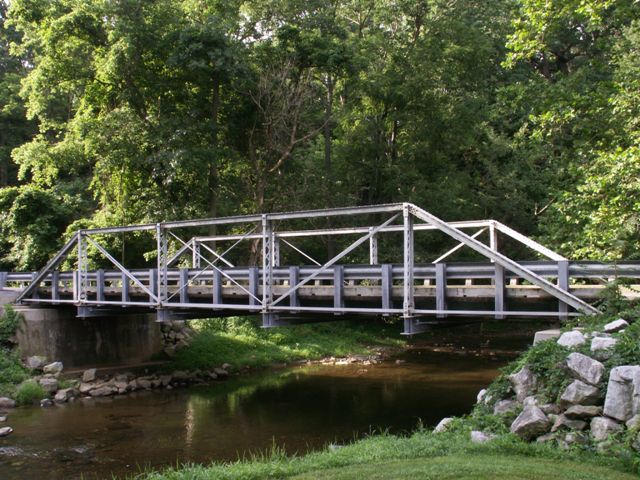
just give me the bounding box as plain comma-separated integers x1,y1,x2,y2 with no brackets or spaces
0,426,13,437
591,417,623,441
43,362,63,375
0,397,16,409
510,406,550,440
82,368,97,383
560,380,600,406
39,377,58,394
603,366,640,422
557,331,586,348
566,352,604,385
509,367,537,402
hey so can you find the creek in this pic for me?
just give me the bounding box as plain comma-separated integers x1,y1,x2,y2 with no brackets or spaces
0,321,541,479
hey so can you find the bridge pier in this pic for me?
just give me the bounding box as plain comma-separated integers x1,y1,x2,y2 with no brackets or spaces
11,305,163,368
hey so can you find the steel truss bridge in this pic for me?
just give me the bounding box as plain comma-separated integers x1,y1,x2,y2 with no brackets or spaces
2,203,637,335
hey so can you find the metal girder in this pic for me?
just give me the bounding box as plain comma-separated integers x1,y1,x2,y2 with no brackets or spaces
432,228,487,264
494,221,566,261
407,203,600,315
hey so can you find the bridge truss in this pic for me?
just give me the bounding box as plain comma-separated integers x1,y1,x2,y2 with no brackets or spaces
1,202,624,335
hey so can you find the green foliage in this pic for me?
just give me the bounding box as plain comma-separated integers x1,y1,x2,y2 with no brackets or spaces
136,428,636,480
14,379,46,405
0,346,29,397
0,304,20,345
167,317,402,371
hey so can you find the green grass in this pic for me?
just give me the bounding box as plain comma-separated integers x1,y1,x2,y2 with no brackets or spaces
136,428,637,480
14,379,46,405
291,455,637,480
166,317,403,371
0,347,29,398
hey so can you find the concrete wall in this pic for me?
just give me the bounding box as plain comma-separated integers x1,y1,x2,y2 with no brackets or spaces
10,304,163,368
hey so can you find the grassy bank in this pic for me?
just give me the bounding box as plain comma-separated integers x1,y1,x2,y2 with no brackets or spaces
0,306,32,399
164,317,404,372
137,426,636,480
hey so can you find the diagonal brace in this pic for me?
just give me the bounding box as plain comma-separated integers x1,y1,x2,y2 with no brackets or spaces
271,213,401,307
408,204,599,315
85,236,159,303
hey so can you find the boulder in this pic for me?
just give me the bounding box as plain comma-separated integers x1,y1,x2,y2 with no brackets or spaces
603,319,629,334
590,337,617,360
25,356,47,370
559,432,588,450
551,414,587,433
510,405,550,440
222,363,232,370
0,397,16,409
557,331,586,348
603,365,640,422
40,398,53,407
82,368,97,383
566,352,604,386
213,368,229,378
39,377,58,394
494,400,519,415
0,426,12,437
476,389,487,404
591,417,623,441
536,433,556,443
560,380,600,406
626,414,640,430
470,430,495,443
540,403,561,415
159,375,172,386
79,382,95,394
90,386,114,397
533,329,561,345
564,405,603,419
0,415,6,422
136,378,152,389
509,367,537,402
54,388,76,403
43,361,63,375
433,417,455,433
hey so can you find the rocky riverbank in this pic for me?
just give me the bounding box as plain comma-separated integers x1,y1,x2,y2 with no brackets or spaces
435,317,640,457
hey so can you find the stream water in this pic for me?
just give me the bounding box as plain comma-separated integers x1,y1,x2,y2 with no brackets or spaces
0,321,541,479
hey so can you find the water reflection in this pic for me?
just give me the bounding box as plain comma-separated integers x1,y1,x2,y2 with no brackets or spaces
0,350,512,480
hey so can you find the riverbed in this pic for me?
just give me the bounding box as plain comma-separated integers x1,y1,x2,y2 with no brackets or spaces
0,322,539,479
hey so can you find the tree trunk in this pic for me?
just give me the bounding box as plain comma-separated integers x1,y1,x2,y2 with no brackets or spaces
208,76,220,235
323,74,335,259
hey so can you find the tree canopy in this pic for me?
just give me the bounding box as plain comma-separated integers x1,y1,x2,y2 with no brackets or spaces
0,0,639,269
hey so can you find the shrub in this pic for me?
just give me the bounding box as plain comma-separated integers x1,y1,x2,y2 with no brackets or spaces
0,305,21,346
14,379,46,406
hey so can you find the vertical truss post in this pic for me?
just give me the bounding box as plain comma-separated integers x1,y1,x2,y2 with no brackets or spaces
192,240,201,269
489,221,498,255
51,270,60,303
494,264,505,320
77,233,88,303
435,263,447,318
558,260,569,321
369,228,378,265
0,272,7,289
402,204,414,319
261,215,273,316
381,264,392,316
156,224,168,309
271,232,280,267
96,269,105,304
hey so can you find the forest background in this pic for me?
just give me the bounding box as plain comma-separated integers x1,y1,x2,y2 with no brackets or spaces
0,0,639,270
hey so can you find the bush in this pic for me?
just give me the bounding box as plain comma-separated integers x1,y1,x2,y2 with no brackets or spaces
14,379,46,406
0,305,20,346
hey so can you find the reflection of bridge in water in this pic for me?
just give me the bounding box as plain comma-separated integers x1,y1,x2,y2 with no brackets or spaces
2,203,637,335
